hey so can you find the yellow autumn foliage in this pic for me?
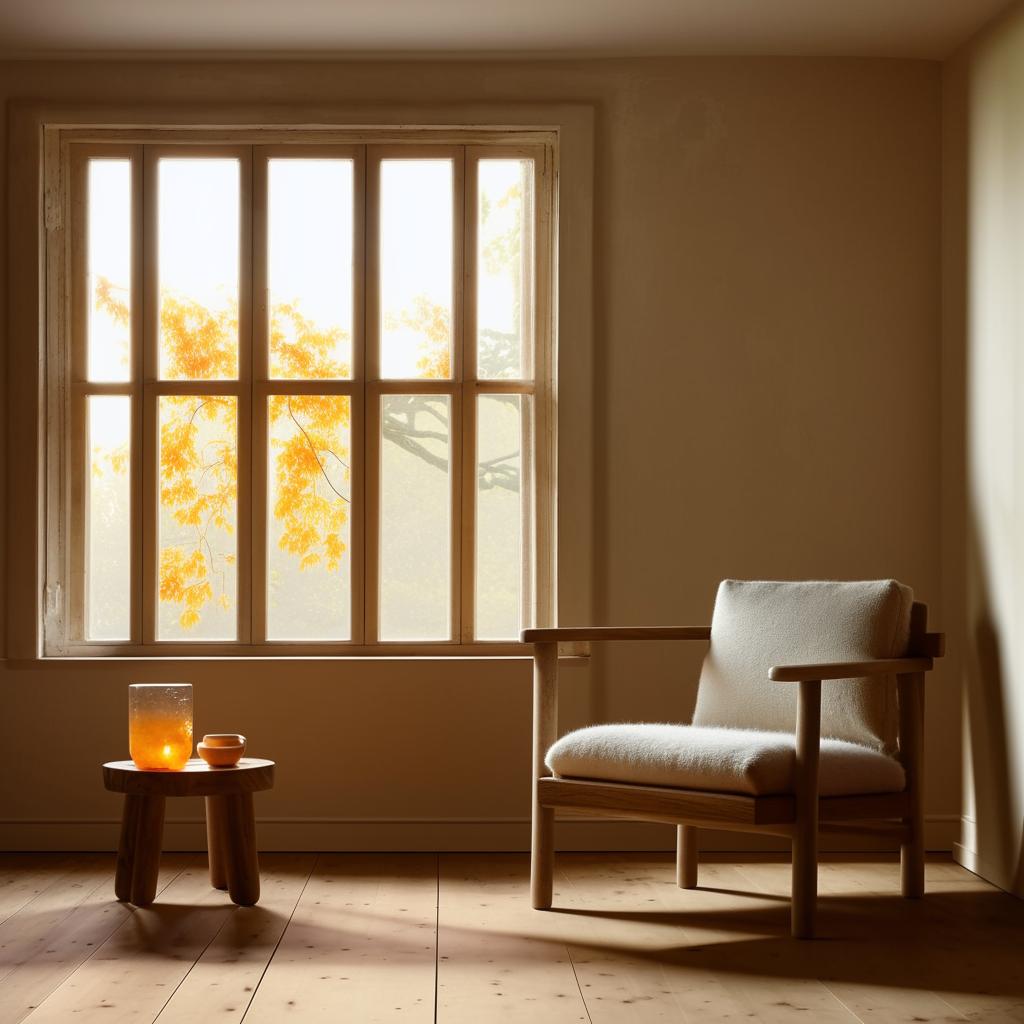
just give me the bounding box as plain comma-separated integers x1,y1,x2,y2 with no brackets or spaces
95,277,446,629
90,176,520,630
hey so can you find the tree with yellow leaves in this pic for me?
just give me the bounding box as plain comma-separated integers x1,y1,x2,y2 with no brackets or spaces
91,172,526,631
97,283,359,631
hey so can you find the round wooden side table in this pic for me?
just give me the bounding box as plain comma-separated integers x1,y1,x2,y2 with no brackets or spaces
102,757,275,908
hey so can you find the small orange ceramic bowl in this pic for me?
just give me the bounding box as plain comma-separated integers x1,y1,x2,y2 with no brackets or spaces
197,733,246,767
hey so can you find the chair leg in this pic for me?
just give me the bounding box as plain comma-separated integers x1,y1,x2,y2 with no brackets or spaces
898,670,926,899
791,823,818,939
901,821,925,898
530,642,558,911
531,803,555,909
792,678,821,939
676,825,698,889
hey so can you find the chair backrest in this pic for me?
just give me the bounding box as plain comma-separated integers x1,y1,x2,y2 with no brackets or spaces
692,579,914,753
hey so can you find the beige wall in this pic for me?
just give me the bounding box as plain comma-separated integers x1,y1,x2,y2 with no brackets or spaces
0,57,949,851
944,3,1024,895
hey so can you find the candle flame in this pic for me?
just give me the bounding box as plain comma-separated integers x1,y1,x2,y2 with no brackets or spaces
129,714,193,770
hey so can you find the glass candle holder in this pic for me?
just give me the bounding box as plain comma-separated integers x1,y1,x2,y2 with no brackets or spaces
129,683,194,770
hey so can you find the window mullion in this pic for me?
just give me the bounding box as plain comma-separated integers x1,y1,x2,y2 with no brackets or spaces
460,150,477,644
364,149,382,643
250,148,269,646
352,145,368,645
450,146,466,645
129,146,145,645
140,146,159,645
236,145,255,645
533,148,554,630
66,147,87,645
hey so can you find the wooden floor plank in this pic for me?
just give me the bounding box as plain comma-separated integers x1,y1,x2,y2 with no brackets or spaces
242,854,437,1024
153,854,315,1024
0,859,75,929
437,853,589,1023
555,854,755,1023
731,857,1017,1024
19,855,234,1024
915,871,1024,1024
0,857,112,986
0,854,189,1024
559,853,861,1024
0,852,1020,1024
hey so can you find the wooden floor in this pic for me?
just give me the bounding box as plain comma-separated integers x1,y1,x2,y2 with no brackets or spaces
0,852,1021,1023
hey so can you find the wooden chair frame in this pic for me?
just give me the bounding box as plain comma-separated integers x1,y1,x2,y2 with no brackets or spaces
522,602,944,938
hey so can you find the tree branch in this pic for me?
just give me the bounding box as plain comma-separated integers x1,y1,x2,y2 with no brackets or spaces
287,397,350,504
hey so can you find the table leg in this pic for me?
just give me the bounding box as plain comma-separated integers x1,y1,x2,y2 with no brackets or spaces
130,795,165,906
114,794,143,902
205,795,229,890
222,792,260,906
115,794,165,906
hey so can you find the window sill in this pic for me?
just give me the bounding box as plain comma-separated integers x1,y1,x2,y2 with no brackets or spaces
21,641,590,664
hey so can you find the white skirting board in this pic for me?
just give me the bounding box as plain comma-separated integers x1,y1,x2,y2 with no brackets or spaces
953,814,1024,896
0,814,961,853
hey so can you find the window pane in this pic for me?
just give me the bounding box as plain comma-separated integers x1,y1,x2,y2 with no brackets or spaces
158,395,237,640
476,395,530,640
267,395,352,639
158,158,239,380
269,160,354,380
477,160,534,380
86,396,131,639
87,160,132,382
380,394,451,639
380,160,453,379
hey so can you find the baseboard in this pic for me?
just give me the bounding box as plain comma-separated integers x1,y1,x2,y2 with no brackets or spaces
0,814,961,853
953,814,990,880
952,839,1013,893
953,815,1024,897
953,842,983,875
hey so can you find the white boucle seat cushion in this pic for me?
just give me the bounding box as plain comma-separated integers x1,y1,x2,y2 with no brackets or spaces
546,723,906,797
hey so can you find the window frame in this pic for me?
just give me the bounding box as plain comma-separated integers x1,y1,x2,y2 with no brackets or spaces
44,127,556,657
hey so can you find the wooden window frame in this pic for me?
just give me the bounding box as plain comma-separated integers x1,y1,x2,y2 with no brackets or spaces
44,127,556,657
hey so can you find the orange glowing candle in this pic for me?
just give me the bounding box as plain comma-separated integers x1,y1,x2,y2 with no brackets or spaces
129,683,194,770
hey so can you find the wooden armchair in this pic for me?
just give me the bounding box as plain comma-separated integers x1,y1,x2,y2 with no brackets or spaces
522,580,944,938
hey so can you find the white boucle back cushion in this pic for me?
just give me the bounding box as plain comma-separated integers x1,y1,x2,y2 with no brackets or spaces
692,579,913,753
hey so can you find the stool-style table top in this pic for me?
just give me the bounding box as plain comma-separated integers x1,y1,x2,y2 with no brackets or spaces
102,757,275,797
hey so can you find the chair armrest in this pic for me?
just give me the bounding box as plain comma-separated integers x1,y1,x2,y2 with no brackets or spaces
521,626,711,643
769,657,933,682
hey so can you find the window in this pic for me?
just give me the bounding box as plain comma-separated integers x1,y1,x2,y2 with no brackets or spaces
49,132,554,654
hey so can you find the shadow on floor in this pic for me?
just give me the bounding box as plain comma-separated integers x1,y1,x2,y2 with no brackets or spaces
545,886,1024,999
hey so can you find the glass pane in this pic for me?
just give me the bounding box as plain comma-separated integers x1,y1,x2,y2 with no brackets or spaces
476,395,530,640
158,395,237,640
380,394,451,640
269,159,354,380
477,160,534,380
267,395,352,640
87,160,132,382
86,396,131,639
158,158,240,380
380,159,453,379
